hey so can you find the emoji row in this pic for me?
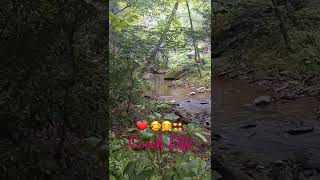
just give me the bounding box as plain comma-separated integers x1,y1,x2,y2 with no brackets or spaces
136,120,183,132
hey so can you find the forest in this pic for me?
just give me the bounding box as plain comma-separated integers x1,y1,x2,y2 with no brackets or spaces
1,0,320,179
109,0,211,179
0,0,212,179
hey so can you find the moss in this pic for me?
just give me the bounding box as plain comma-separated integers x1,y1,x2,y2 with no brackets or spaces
164,66,185,80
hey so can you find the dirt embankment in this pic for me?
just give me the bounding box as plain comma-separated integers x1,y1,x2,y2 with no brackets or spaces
213,0,320,115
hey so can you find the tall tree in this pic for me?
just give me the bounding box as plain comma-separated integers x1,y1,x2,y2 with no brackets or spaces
186,0,203,77
271,0,292,51
146,1,180,71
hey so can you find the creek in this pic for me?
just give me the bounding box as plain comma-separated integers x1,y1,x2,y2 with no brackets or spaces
214,77,320,177
145,73,320,178
143,73,211,127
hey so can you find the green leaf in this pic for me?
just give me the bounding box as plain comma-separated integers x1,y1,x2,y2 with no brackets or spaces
162,134,170,145
131,169,154,180
145,115,156,123
203,173,212,180
153,112,162,119
162,170,175,180
136,105,145,110
127,128,137,133
109,174,118,180
164,113,179,121
202,131,211,136
140,131,154,141
123,161,136,178
194,132,207,143
112,144,121,150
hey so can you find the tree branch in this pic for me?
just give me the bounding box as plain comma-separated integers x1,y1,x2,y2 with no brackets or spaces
115,5,131,14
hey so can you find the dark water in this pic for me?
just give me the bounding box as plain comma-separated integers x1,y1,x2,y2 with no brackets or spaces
214,77,320,168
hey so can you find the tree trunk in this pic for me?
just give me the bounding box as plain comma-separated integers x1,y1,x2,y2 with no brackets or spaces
109,2,120,55
186,0,203,76
286,0,298,26
146,1,179,71
271,0,292,51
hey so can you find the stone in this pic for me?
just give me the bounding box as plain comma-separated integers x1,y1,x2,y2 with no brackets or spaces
190,92,196,95
213,133,222,140
288,80,299,85
281,93,297,100
308,85,320,94
275,83,289,92
176,81,184,86
279,70,290,76
272,160,284,166
254,96,271,105
239,75,249,80
287,127,314,135
196,87,206,93
256,165,265,169
173,108,193,123
244,161,258,169
240,124,257,129
305,60,312,65
142,72,154,79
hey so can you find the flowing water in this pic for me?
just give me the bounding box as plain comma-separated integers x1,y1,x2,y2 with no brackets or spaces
144,74,211,121
145,73,320,173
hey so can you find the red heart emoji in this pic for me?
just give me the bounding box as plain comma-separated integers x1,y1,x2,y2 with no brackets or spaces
137,120,148,130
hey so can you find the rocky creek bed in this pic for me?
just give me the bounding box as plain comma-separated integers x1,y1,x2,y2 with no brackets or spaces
213,77,320,180
213,58,320,180
143,73,212,160
144,70,320,179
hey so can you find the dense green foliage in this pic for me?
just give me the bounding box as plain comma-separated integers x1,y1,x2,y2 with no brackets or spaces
109,0,211,123
110,113,211,180
1,0,107,140
213,0,320,77
109,0,211,179
0,0,108,179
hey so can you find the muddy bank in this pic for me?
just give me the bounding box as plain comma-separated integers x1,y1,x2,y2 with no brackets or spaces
214,57,320,104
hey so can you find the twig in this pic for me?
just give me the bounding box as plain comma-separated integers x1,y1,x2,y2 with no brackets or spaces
115,5,131,14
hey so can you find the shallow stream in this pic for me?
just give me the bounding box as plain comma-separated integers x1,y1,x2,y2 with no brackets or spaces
144,73,320,174
214,77,320,171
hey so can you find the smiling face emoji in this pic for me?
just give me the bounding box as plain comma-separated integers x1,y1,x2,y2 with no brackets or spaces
151,121,161,132
162,121,172,131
